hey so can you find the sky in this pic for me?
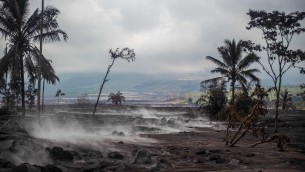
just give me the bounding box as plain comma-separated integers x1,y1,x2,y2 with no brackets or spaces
1,0,305,82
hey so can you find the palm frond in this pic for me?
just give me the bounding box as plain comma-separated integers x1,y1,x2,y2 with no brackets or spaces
236,74,247,86
24,55,36,83
217,46,231,66
235,40,244,63
240,69,260,81
238,53,260,70
28,46,60,85
33,29,68,42
211,67,230,76
23,8,40,36
206,56,227,68
201,76,224,85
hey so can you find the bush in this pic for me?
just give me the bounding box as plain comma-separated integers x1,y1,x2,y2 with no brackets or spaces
234,92,256,116
196,80,227,120
214,106,229,121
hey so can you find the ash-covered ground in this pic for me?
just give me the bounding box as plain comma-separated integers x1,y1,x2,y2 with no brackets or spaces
0,105,304,172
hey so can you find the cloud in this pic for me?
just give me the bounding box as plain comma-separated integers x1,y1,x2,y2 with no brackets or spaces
1,0,305,78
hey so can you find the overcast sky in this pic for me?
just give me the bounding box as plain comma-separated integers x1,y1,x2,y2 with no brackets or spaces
1,0,305,82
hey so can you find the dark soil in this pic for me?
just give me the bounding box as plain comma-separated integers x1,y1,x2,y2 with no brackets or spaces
0,106,304,171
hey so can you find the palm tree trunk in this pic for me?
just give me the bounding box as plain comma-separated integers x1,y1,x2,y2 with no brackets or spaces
5,44,9,110
93,58,116,116
42,79,45,114
20,55,25,116
231,80,236,104
5,71,8,110
37,0,44,116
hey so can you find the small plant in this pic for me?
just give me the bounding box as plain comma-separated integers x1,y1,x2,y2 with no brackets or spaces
25,83,37,110
187,97,193,104
1,79,22,111
77,94,91,105
108,91,125,106
55,89,65,103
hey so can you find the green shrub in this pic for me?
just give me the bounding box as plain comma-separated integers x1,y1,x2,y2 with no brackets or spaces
196,80,227,120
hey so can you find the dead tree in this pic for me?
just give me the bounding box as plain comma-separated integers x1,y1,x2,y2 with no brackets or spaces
92,48,135,116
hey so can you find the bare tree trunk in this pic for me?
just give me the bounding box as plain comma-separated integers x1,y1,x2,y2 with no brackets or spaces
274,74,283,133
93,58,115,116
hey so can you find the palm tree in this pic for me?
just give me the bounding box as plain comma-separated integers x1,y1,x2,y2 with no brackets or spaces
41,58,59,113
202,39,260,104
279,89,295,110
0,0,67,115
107,91,125,106
55,89,65,103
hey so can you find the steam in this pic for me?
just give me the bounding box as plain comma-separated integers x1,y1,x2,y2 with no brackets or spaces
27,108,214,146
2,108,216,165
29,117,157,151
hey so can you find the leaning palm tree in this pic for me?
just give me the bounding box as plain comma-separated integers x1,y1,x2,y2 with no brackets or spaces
202,39,260,104
0,0,67,116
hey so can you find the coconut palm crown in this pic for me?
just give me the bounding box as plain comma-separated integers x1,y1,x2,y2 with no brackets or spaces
0,0,67,115
202,39,260,104
108,91,125,106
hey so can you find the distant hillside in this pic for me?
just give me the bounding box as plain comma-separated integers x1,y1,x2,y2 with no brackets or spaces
44,72,203,97
43,71,304,98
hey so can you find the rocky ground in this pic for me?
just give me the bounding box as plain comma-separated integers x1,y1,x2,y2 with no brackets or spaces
0,105,305,172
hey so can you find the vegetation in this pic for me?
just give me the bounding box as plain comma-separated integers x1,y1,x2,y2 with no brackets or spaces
108,91,125,106
234,92,256,116
279,89,295,110
225,84,289,150
1,76,21,111
55,89,65,103
0,0,67,116
77,94,91,105
226,84,269,146
244,10,305,132
93,48,135,116
25,83,37,110
196,80,227,120
202,39,260,104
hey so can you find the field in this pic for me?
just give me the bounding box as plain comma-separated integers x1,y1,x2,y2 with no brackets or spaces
0,105,305,171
